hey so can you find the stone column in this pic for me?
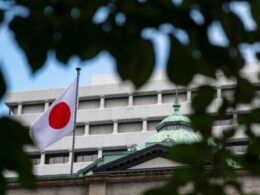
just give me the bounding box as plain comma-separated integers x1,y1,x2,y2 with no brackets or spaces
157,91,162,104
100,96,105,109
40,153,45,165
217,87,221,99
68,151,73,164
128,93,133,106
142,118,147,132
113,120,118,134
44,100,49,111
233,113,238,126
17,103,22,115
187,90,192,102
84,123,89,135
98,148,102,158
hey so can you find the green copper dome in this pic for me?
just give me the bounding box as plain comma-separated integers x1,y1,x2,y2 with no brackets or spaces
156,108,192,132
134,129,201,151
130,88,202,152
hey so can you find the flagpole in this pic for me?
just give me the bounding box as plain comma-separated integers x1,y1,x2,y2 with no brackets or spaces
70,67,81,176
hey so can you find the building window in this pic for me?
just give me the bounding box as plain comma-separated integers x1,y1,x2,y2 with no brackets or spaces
256,86,260,96
214,115,234,126
221,87,235,100
30,154,41,165
75,125,85,135
191,89,218,101
147,119,161,131
224,140,248,155
45,153,69,164
74,151,98,162
78,99,100,110
105,96,128,108
162,91,187,103
66,125,85,136
9,105,18,115
133,94,157,105
118,121,142,133
225,145,247,154
22,103,44,114
89,123,113,135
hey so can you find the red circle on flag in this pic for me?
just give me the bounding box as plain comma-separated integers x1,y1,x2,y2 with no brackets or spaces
49,102,71,130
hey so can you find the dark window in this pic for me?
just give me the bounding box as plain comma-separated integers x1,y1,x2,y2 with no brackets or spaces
214,115,234,126
221,87,235,100
147,119,162,131
22,103,44,114
74,151,98,162
162,91,187,103
9,105,18,115
89,123,113,135
66,125,85,136
118,121,142,133
45,153,69,164
78,99,100,110
105,97,128,108
30,154,41,165
133,94,157,105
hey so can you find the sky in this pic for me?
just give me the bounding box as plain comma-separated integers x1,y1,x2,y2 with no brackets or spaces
0,21,168,93
0,2,258,115
0,1,169,94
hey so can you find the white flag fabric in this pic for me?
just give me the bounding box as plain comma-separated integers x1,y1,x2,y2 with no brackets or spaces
31,79,77,151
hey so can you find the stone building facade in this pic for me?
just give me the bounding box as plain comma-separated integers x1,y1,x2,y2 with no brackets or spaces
4,63,260,194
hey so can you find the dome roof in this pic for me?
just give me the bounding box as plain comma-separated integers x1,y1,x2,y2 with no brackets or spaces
159,114,191,124
134,129,201,151
156,104,192,132
130,94,202,152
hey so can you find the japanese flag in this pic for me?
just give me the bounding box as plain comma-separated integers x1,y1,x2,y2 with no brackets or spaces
31,79,77,151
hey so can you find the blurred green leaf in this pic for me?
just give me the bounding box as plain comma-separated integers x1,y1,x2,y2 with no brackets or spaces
256,52,260,62
115,39,155,88
235,77,255,104
167,35,196,85
238,108,260,125
224,180,244,195
217,12,247,45
144,183,178,195
0,117,35,189
0,172,6,195
192,85,215,112
0,66,7,99
10,16,49,72
218,97,230,115
10,0,106,72
169,143,212,164
191,113,215,137
251,1,260,29
0,10,4,23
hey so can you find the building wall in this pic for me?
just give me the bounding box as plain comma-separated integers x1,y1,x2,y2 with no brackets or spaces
6,174,260,195
7,186,88,195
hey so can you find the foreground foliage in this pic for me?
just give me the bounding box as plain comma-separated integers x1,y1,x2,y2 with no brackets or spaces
1,0,260,194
